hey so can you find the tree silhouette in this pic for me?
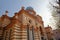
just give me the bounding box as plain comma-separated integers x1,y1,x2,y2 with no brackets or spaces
50,0,60,28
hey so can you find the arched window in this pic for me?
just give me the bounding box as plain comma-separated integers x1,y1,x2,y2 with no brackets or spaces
9,29,12,40
29,26,34,40
40,27,43,35
27,25,29,40
27,25,34,40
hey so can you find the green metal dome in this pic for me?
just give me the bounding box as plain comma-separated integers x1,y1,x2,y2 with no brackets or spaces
26,7,34,11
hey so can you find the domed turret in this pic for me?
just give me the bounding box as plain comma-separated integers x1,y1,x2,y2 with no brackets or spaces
26,7,34,11
26,6,36,15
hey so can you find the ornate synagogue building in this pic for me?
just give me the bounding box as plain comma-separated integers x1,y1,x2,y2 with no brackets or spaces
0,7,48,40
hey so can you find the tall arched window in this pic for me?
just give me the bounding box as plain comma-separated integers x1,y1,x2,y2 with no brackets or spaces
27,25,29,40
29,26,34,40
9,29,12,40
40,27,43,35
27,25,34,40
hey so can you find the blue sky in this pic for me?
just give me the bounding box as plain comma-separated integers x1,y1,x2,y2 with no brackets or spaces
0,0,43,16
0,0,53,28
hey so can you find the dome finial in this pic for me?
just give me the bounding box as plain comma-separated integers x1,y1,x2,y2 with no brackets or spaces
21,6,25,10
5,10,8,15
